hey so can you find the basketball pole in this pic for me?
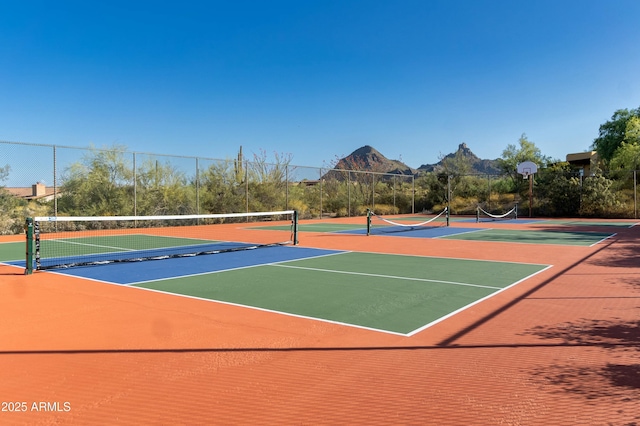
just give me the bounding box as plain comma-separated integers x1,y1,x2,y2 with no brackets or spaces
528,174,533,217
517,161,538,218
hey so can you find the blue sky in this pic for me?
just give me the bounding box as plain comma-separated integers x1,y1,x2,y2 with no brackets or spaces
1,0,639,171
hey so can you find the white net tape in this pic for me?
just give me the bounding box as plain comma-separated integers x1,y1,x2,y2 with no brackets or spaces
372,207,448,227
477,206,516,219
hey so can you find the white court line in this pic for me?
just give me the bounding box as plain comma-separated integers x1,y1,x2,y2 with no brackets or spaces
269,264,503,290
39,248,552,336
119,284,409,337
310,248,550,267
406,265,553,336
589,232,617,247
127,250,347,286
438,228,617,247
434,228,492,239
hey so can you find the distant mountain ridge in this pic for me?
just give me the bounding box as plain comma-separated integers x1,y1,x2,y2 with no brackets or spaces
418,143,500,174
332,145,414,175
330,143,499,176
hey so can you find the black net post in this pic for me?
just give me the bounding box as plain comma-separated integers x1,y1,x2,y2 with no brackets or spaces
24,218,33,275
293,210,299,245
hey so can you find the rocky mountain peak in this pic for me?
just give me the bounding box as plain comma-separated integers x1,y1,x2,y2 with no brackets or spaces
326,143,499,177
418,143,499,174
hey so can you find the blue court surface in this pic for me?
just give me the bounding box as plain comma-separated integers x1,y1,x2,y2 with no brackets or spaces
338,226,486,238
14,245,343,285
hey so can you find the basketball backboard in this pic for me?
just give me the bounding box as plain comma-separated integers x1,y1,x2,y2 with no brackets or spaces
517,161,538,178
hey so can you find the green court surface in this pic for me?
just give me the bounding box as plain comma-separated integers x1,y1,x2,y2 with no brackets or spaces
0,235,226,270
441,229,613,246
0,242,23,262
135,252,549,335
1,235,217,261
541,219,639,228
40,234,216,256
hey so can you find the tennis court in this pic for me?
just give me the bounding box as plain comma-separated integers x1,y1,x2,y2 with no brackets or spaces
253,215,618,246
4,226,549,335
1,211,638,425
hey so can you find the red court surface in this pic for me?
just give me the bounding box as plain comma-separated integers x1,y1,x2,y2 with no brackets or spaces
1,217,638,425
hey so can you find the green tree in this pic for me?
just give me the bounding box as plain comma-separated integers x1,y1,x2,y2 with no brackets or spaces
610,142,640,171
246,149,292,211
135,158,196,215
414,172,447,212
0,165,44,234
498,134,550,181
0,165,22,234
199,159,245,214
373,175,413,214
439,150,481,205
626,116,640,145
536,162,581,216
592,107,640,163
579,170,622,217
57,145,134,216
321,177,349,216
440,149,472,176
495,135,551,215
609,116,640,171
0,164,9,183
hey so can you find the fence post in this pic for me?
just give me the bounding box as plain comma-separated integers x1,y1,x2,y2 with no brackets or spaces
348,170,351,217
393,175,396,212
487,173,491,211
372,173,375,212
245,160,249,214
195,157,200,214
53,146,57,218
319,168,323,218
447,175,452,215
133,152,137,216
412,175,415,214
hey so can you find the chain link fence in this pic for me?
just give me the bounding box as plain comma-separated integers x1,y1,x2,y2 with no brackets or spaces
2,140,638,235
416,168,638,219
0,141,416,234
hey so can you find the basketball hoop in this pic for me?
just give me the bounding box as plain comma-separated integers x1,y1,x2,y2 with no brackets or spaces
517,161,538,178
517,161,538,218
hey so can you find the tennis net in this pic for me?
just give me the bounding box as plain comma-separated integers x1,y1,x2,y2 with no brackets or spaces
25,210,298,273
476,205,518,222
366,208,448,235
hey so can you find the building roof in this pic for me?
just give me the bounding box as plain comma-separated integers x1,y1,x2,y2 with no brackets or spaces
3,184,59,200
566,151,597,164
